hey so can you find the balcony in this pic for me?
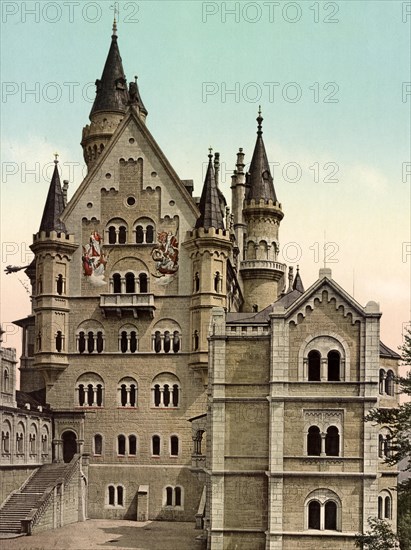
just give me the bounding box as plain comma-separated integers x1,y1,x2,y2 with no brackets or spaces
100,293,155,318
240,260,286,281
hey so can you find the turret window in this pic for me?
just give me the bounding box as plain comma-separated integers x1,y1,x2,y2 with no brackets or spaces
56,274,65,295
194,272,200,292
193,330,199,351
55,331,63,352
214,271,221,293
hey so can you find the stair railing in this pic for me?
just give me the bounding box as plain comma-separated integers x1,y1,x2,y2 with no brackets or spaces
21,454,81,534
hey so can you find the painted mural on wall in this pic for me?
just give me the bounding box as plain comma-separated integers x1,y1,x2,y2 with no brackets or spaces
151,228,179,284
82,231,108,287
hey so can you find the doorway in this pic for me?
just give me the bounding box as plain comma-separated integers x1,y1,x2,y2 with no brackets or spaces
62,430,77,463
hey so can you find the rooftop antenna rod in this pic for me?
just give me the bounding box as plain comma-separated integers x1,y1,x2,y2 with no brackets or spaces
323,230,327,269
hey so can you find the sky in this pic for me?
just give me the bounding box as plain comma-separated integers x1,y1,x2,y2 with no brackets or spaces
0,0,410,368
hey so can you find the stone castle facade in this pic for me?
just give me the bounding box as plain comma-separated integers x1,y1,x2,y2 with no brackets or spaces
2,23,400,549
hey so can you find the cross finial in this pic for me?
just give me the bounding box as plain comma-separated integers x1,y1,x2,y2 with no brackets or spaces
110,3,119,35
54,152,59,164
257,106,263,135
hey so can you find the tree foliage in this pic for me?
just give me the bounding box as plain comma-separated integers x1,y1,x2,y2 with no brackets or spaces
355,518,399,550
397,479,411,550
365,325,411,469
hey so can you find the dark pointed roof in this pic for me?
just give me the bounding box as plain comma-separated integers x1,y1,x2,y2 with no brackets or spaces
195,151,225,230
246,108,277,202
129,76,147,116
90,26,129,116
39,159,67,233
293,266,305,293
379,341,401,359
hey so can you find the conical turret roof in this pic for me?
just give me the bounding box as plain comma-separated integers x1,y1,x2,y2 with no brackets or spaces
195,151,225,230
90,23,129,116
39,158,67,233
246,108,277,202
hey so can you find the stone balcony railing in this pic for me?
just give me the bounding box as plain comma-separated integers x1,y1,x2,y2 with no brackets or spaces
100,293,155,318
240,260,286,272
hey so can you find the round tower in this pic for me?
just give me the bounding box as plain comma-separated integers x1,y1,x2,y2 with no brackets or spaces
29,157,78,392
183,151,232,385
239,109,286,312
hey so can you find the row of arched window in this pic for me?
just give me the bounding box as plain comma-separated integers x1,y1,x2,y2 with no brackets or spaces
94,434,180,457
73,329,182,354
1,421,49,456
110,272,148,294
106,220,156,245
75,373,181,408
106,485,184,508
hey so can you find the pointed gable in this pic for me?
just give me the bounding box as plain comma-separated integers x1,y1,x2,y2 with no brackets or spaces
39,160,67,233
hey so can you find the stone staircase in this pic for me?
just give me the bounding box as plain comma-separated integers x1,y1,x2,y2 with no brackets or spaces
0,463,68,533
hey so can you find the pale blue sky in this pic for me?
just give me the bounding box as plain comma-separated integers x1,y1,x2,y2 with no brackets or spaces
1,0,410,355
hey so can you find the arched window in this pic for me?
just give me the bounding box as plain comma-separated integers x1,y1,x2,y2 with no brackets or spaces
117,377,138,407
325,426,339,456
306,490,341,532
194,430,205,455
151,373,181,408
118,435,126,455
214,272,221,293
327,350,340,381
108,485,115,506
385,370,394,396
166,486,173,506
76,373,104,407
170,435,179,456
152,435,160,456
117,485,124,506
56,274,64,295
125,272,135,293
113,273,121,293
308,351,321,381
108,226,116,244
139,273,148,293
193,330,199,351
324,501,337,530
146,225,154,243
384,495,392,519
175,486,182,506
4,369,9,392
29,432,37,455
55,331,63,352
2,430,10,454
378,434,384,458
378,496,383,519
152,329,181,353
118,226,127,244
94,434,103,455
129,435,137,455
379,369,385,394
194,272,200,292
308,501,320,529
136,226,144,243
307,426,321,456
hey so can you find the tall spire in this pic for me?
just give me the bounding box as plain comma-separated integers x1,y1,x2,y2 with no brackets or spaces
39,155,67,233
195,150,225,230
90,23,129,116
246,107,277,202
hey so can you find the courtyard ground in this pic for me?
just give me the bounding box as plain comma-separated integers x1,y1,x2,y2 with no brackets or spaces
0,520,205,550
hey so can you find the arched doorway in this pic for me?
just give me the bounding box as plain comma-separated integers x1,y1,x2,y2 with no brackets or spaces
62,430,77,463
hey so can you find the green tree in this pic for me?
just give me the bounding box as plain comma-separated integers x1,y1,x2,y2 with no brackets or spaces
355,518,399,550
365,326,411,467
397,479,411,550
